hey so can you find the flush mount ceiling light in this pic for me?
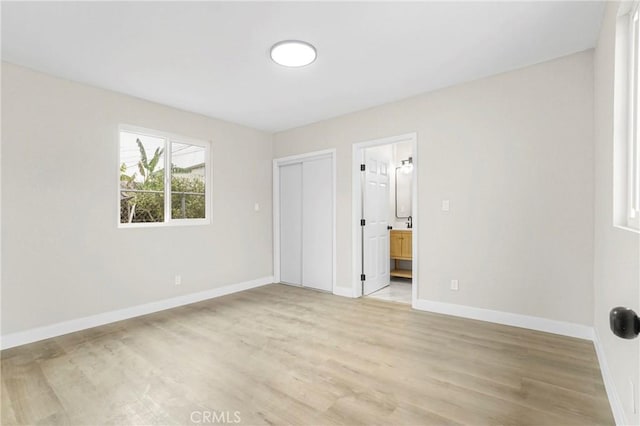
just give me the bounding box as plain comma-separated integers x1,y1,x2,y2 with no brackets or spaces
270,40,317,67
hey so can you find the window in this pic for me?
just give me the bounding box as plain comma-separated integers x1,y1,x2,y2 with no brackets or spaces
615,3,640,232
118,125,210,227
628,3,640,229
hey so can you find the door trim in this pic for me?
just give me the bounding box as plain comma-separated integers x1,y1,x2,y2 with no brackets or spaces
273,149,337,294
352,133,418,306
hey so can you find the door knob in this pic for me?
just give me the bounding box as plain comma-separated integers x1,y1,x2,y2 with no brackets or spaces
609,307,640,339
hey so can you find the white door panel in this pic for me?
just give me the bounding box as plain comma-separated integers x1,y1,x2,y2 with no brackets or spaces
280,163,302,285
279,156,333,292
302,157,333,292
363,150,390,295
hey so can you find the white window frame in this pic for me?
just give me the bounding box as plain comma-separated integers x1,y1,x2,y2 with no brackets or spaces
117,124,212,228
627,2,640,230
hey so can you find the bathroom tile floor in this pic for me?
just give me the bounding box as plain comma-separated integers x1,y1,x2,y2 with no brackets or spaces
367,278,412,304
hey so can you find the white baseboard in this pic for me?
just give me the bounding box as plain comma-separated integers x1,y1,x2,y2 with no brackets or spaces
333,286,356,298
593,328,628,426
0,276,274,350
412,298,594,340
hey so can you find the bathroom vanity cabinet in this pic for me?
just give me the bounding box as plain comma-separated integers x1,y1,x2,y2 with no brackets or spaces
390,230,412,279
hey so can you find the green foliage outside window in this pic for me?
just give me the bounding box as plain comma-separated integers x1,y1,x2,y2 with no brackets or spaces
120,139,205,223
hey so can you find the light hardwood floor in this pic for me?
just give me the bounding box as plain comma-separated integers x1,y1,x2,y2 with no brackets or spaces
1,284,613,425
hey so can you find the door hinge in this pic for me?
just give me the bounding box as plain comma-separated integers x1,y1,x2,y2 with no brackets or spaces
360,219,366,226
360,274,366,281
360,164,366,171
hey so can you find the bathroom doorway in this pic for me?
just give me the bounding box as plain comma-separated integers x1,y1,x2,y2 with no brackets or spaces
352,133,417,305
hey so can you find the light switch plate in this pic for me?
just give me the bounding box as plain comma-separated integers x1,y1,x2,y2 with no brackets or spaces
450,279,459,291
442,200,450,211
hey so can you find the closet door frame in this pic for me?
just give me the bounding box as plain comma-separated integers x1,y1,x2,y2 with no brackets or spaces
273,149,336,294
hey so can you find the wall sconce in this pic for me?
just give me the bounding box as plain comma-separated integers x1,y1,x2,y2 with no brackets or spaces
401,157,413,174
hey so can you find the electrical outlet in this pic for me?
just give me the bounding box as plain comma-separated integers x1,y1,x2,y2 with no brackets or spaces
450,279,459,291
442,200,450,211
254,202,260,212
174,275,182,286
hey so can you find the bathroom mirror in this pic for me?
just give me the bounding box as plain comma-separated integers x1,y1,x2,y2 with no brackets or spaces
395,167,412,218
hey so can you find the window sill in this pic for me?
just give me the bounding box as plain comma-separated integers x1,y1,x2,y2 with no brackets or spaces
118,219,210,229
613,224,640,235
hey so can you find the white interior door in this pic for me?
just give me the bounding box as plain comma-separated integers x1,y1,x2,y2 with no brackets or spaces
302,157,333,291
280,163,302,285
363,151,391,295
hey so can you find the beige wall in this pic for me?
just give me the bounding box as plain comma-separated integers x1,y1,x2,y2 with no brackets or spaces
593,2,640,424
274,51,595,325
1,63,273,335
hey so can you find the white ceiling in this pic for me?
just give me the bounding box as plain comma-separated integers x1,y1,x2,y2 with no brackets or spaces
1,2,604,132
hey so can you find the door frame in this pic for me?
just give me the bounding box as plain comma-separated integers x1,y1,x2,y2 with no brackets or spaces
273,149,337,293
352,133,418,306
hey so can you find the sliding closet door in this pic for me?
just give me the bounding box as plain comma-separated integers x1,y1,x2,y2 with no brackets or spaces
279,163,303,285
302,157,333,292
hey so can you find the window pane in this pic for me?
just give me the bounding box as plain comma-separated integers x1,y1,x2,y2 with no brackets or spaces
635,9,640,212
119,131,165,223
171,142,206,219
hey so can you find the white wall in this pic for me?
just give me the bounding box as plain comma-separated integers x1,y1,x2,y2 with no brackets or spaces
593,2,640,424
274,51,595,325
1,63,273,335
